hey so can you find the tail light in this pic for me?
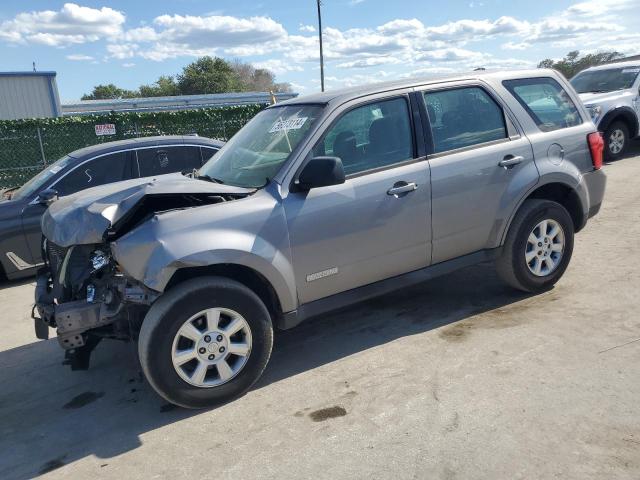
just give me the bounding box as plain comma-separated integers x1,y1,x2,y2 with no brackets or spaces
587,132,604,170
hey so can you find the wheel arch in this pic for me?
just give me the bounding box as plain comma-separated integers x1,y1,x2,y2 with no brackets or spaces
164,263,285,323
599,106,639,138
501,180,586,246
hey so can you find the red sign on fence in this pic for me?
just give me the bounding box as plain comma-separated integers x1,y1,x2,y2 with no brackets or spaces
95,124,116,136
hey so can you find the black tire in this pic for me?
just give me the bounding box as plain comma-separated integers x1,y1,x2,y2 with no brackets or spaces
604,121,629,161
139,276,273,409
496,199,574,293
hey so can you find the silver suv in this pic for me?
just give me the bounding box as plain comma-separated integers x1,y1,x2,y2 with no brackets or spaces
34,69,606,408
571,61,640,160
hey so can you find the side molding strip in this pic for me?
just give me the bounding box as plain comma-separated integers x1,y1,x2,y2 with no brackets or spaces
6,252,44,271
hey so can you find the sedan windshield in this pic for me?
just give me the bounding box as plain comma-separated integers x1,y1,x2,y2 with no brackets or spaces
11,156,75,201
571,66,640,93
199,104,323,188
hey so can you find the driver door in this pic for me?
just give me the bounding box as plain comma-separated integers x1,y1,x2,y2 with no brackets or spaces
283,95,431,304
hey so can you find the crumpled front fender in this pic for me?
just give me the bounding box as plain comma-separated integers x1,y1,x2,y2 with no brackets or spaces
111,192,297,313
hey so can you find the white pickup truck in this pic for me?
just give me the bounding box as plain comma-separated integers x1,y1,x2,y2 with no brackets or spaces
571,60,640,160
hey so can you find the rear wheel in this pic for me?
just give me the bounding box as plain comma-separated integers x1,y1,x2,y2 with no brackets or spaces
604,121,629,161
139,276,273,409
496,199,574,293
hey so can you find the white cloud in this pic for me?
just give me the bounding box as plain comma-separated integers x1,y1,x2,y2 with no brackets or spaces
567,0,634,17
123,26,159,42
153,14,286,48
0,3,125,47
253,59,303,74
122,62,135,68
425,16,529,42
299,24,315,33
66,53,94,60
106,43,138,59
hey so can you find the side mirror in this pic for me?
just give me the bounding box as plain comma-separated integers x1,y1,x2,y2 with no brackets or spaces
37,189,58,206
294,156,345,192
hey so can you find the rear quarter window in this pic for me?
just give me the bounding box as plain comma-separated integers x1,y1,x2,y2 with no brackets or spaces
503,77,582,132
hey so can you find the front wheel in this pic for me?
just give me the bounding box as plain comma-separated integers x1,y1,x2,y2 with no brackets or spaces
496,199,574,293
139,277,273,409
604,121,629,161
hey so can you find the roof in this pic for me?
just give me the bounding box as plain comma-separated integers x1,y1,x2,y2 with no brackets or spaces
0,71,56,78
582,60,640,71
67,135,224,160
274,68,552,107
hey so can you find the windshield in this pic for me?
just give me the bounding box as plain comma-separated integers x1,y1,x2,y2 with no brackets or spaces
199,104,323,188
571,66,640,93
11,156,75,201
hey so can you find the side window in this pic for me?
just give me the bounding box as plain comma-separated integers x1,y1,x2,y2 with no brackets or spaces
137,146,201,177
503,77,582,132
200,147,219,166
424,87,507,154
313,97,413,176
56,151,130,196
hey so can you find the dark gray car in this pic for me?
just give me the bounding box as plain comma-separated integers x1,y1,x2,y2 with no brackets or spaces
0,135,223,280
35,69,606,408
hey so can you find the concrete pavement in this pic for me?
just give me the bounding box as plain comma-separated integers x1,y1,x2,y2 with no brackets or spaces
1,146,639,480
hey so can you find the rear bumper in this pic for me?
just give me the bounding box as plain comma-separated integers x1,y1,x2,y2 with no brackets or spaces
583,168,606,218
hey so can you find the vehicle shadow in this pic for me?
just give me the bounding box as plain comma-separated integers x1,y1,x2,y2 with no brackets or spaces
0,262,534,479
0,276,34,291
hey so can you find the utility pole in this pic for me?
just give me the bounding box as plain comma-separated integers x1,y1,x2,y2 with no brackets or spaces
316,0,325,92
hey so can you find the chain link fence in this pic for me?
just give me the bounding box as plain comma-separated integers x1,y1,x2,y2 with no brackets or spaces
0,104,264,190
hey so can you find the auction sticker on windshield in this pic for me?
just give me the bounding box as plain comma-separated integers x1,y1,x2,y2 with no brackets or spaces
269,117,308,133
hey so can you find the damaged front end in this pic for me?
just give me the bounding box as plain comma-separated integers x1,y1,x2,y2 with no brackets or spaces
33,174,255,369
33,240,159,369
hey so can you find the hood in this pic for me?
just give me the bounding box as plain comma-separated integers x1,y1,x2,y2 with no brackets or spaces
578,90,631,106
42,173,254,247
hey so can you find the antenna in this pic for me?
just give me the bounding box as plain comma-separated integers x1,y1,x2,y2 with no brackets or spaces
33,61,37,72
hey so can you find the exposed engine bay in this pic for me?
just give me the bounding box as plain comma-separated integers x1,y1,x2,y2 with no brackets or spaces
33,240,158,369
33,174,255,369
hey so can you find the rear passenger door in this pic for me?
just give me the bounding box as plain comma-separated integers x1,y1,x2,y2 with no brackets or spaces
136,145,202,177
419,83,537,264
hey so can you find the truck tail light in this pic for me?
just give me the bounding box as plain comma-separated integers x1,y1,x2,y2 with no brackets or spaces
587,132,604,170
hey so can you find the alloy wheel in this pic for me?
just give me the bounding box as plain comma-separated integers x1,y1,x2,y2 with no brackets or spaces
525,219,565,277
608,128,625,155
171,308,252,387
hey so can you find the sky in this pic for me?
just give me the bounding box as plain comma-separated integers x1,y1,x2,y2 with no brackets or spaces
0,0,638,102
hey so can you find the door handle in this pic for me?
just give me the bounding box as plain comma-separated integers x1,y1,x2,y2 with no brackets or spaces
387,182,418,197
498,155,524,169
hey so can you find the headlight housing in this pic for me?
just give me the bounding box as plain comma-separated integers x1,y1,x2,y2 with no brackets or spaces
587,105,602,123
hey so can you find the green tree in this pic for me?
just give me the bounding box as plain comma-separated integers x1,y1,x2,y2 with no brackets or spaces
81,83,137,100
538,50,625,79
81,57,293,100
176,56,240,95
231,59,292,93
138,75,180,97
